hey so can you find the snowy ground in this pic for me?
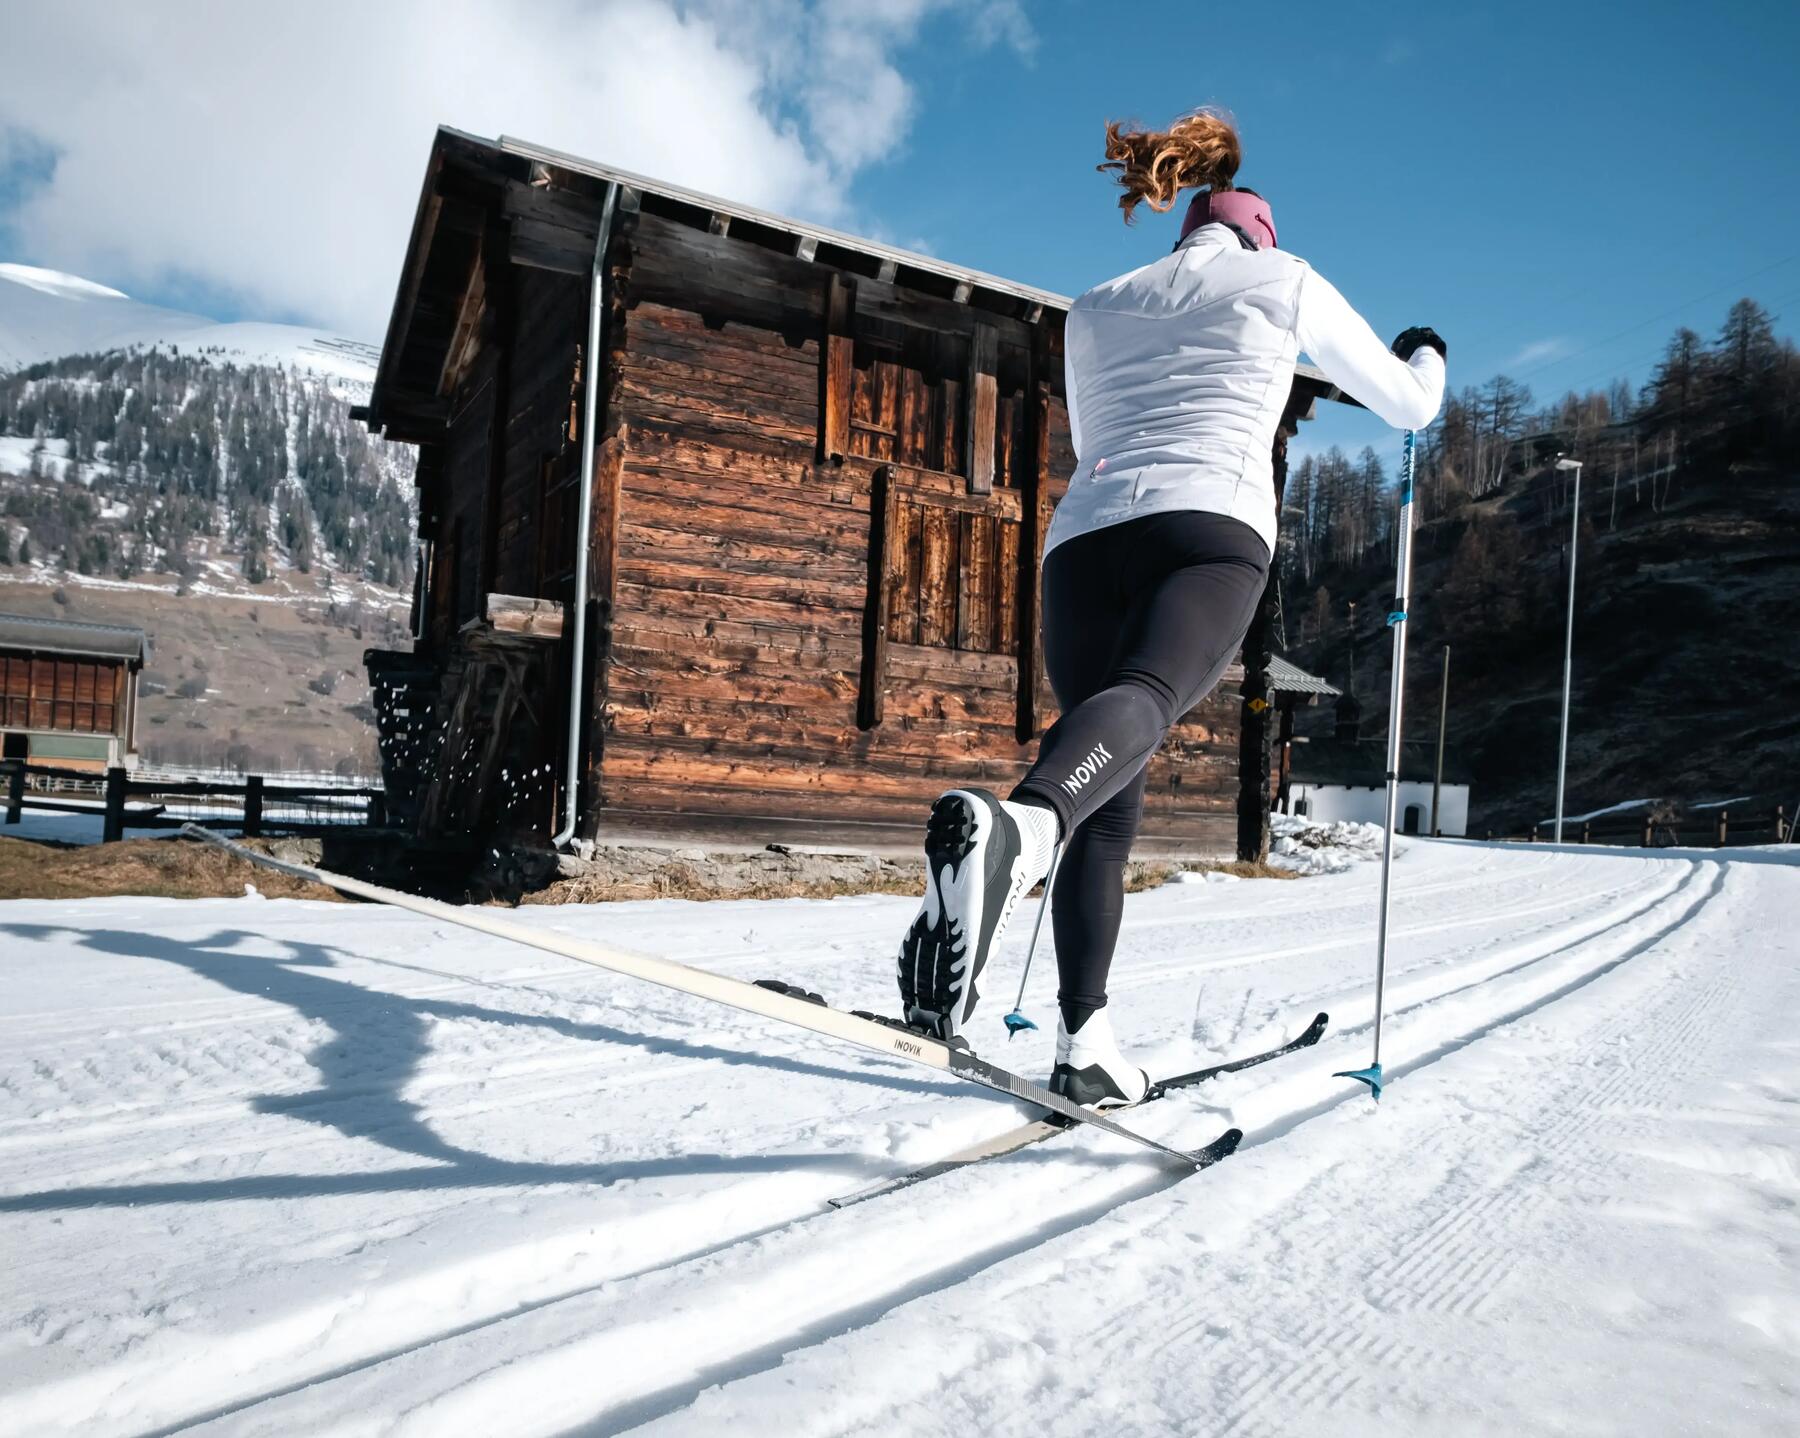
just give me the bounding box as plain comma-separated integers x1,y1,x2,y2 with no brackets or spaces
3,839,1797,1435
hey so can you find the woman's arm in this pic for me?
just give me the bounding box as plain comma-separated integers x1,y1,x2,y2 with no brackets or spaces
1295,268,1445,430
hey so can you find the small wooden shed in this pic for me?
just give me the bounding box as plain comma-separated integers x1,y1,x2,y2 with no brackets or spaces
0,613,147,771
357,128,1351,859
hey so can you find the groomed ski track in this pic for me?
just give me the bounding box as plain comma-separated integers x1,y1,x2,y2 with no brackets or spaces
3,840,1796,1435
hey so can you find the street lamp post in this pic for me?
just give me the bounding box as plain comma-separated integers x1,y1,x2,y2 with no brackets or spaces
1553,455,1584,843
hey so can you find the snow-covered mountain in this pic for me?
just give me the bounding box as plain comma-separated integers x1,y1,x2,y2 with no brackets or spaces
0,262,415,592
0,262,380,388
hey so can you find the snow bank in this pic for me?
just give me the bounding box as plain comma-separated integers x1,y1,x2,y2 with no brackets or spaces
1268,812,1394,874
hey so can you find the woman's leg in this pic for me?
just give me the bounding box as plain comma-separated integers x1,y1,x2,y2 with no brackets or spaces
1013,513,1269,837
894,511,1264,1043
1050,767,1147,1031
1014,511,1270,1032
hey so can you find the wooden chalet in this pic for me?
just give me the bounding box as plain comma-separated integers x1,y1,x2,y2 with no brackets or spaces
358,128,1353,860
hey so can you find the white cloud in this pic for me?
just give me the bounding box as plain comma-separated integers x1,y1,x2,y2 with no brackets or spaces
1506,336,1571,368
0,1,1030,339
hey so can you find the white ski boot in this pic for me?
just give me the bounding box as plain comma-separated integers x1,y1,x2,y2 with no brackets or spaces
897,789,1050,1039
1050,1007,1150,1109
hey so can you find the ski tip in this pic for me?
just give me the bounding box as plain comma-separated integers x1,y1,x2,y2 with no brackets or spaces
1194,1127,1244,1167
1002,1010,1038,1036
1302,1012,1330,1043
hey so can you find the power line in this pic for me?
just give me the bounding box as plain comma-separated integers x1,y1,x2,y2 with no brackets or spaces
1544,283,1800,397
1504,251,1799,386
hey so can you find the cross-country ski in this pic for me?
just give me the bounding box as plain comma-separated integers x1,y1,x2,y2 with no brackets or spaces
5,7,1799,1436
831,1011,1329,1207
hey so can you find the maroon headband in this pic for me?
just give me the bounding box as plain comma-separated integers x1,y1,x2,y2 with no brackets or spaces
1179,189,1278,249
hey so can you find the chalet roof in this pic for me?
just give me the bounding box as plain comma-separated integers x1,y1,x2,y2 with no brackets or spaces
498,133,1071,316
1290,736,1471,788
366,127,1353,436
0,612,149,665
1269,655,1340,698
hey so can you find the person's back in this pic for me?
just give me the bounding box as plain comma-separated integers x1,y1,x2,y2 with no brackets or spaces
1055,229,1307,554
1048,113,1443,568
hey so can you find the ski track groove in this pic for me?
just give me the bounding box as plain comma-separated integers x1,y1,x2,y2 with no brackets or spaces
14,865,1659,1191
1210,864,1742,1436
2,1029,942,1195
0,861,1638,1159
1109,868,1664,993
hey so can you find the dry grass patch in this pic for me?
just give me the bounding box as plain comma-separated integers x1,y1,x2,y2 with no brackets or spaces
519,848,1299,906
1123,858,1298,892
0,836,343,902
523,865,924,905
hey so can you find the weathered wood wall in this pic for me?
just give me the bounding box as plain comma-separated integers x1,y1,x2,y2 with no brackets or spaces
0,653,126,736
583,211,1244,850
408,237,589,840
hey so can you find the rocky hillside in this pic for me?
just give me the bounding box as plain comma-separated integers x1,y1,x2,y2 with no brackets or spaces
1282,300,1800,835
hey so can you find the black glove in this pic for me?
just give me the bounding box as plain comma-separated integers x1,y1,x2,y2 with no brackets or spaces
1391,326,1447,362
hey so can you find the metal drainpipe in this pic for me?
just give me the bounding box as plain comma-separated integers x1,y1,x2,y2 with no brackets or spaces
552,180,620,850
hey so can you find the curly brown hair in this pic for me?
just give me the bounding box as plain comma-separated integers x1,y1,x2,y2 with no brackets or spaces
1097,108,1242,223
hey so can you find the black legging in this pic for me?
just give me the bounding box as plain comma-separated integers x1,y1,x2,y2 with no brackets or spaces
1010,510,1270,1028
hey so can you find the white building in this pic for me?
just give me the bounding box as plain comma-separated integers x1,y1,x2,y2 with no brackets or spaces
1285,690,1471,837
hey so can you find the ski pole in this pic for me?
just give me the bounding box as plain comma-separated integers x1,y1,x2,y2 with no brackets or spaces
1334,429,1418,1101
1003,842,1064,1037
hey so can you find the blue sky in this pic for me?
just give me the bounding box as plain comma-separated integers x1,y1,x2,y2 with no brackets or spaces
4,1,1795,468
869,0,1800,462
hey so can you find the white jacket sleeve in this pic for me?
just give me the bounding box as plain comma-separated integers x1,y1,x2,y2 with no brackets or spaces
1295,267,1445,430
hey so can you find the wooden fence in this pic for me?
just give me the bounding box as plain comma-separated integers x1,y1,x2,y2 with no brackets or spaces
2,761,388,841
1498,805,1792,848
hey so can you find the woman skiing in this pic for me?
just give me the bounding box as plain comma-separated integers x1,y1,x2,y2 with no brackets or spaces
896,108,1446,1107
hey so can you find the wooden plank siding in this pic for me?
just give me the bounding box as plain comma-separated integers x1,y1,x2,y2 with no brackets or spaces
589,217,1241,852
0,654,123,735
491,265,586,601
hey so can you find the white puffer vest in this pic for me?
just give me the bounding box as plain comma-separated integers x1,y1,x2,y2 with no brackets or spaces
1047,224,1446,561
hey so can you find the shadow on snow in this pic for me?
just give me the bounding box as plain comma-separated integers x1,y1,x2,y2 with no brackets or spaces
1,922,962,1212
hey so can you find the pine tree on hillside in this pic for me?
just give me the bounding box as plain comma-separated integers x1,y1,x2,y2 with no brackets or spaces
1643,327,1707,458
1718,298,1778,387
